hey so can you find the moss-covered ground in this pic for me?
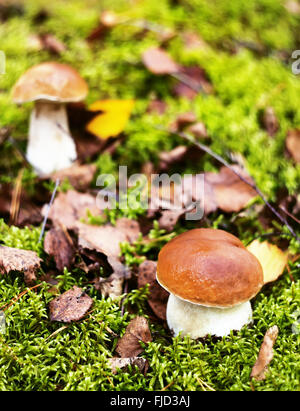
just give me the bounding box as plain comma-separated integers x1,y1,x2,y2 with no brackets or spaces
0,0,299,391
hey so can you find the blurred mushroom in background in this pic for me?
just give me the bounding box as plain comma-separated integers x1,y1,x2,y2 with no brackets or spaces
12,62,88,175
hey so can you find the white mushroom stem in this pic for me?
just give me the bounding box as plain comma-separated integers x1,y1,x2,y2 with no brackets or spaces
166,294,253,339
27,101,77,175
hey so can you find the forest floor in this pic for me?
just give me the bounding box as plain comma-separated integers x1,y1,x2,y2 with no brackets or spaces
0,0,299,391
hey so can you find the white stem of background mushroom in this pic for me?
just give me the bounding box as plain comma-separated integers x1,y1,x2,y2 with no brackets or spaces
167,294,253,339
27,101,77,175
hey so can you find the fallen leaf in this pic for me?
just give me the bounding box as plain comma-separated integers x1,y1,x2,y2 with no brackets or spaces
86,10,119,42
44,190,105,230
86,99,134,139
40,33,66,54
261,107,279,137
286,129,300,163
247,240,288,284
49,286,93,322
116,316,152,357
170,112,197,131
205,166,257,213
138,260,169,320
182,31,208,50
108,357,148,374
0,245,41,284
158,145,203,171
173,65,213,98
158,209,187,232
147,99,168,114
285,0,300,14
48,163,96,191
142,47,179,75
250,325,279,381
77,218,140,258
187,122,208,139
94,273,124,300
0,183,42,227
27,33,66,54
44,226,75,272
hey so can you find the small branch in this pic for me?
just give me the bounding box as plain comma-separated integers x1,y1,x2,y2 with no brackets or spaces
158,127,300,244
171,72,204,94
38,178,60,243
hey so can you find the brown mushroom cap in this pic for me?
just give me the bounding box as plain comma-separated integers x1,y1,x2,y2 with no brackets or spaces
157,228,263,308
12,62,88,103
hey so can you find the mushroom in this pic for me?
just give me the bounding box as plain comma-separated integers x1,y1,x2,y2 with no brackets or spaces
157,228,264,338
12,62,88,175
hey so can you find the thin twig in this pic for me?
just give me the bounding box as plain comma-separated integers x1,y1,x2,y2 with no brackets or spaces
279,206,300,225
0,283,43,311
158,127,300,244
38,178,60,243
9,168,24,225
171,72,204,94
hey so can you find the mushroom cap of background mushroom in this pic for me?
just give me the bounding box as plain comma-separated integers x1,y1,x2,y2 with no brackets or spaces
157,228,264,308
12,62,88,104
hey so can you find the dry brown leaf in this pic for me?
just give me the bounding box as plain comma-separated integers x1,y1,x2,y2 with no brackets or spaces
142,47,179,75
0,245,41,284
286,129,300,163
158,209,187,232
86,10,119,42
250,325,279,381
108,357,148,374
182,31,208,50
205,166,257,213
173,65,213,98
285,0,300,14
138,260,169,320
49,286,93,323
247,240,288,284
92,255,129,299
77,218,140,258
44,190,105,230
44,226,75,272
262,107,279,137
48,163,96,191
170,112,197,131
116,316,152,357
187,122,208,139
147,99,167,114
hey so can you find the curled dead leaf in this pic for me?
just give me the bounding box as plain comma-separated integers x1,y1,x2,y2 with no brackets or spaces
108,357,148,375
48,163,96,191
116,316,152,358
44,190,104,230
250,325,279,381
247,240,288,284
49,286,93,323
142,47,179,75
286,129,300,163
138,260,169,320
77,218,140,258
261,107,279,137
44,226,75,272
0,245,41,284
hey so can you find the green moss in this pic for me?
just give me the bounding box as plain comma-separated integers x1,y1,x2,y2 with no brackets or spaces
0,0,299,391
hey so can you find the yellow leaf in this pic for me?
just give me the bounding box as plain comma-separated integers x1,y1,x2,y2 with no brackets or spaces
86,99,134,139
247,240,288,284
